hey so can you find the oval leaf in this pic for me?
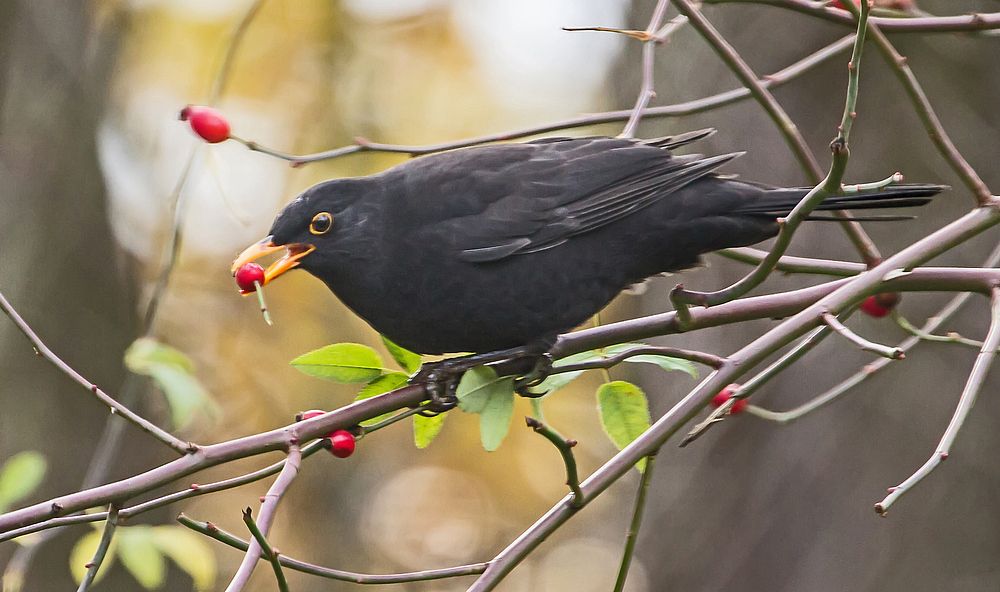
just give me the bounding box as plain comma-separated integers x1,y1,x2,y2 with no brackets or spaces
456,367,505,413
0,451,47,512
479,387,515,452
290,343,385,383
151,526,217,591
119,527,166,590
413,413,447,449
381,336,423,374
605,343,698,377
597,381,651,472
124,338,215,430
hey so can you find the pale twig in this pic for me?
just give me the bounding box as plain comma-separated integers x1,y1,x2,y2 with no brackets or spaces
747,242,1000,424
243,508,289,592
75,504,119,592
613,453,658,592
717,247,865,277
230,34,855,167
621,0,670,138
178,515,489,584
875,286,1000,515
821,311,905,359
549,346,726,375
892,311,986,350
862,18,994,205
0,439,327,544
702,0,1000,33
0,290,192,455
224,443,301,592
525,418,583,507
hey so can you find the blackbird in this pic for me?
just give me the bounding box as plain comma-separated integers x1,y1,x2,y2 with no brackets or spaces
233,130,941,358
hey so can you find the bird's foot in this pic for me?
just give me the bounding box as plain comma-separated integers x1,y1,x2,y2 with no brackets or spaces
412,363,462,413
514,353,553,398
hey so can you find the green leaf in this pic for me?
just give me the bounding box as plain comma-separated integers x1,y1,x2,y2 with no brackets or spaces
118,526,166,589
455,367,515,450
413,413,447,449
0,451,47,513
69,529,118,585
124,338,216,430
479,387,515,452
381,336,423,374
151,526,217,591
354,372,409,427
596,381,651,472
290,343,385,383
605,343,698,377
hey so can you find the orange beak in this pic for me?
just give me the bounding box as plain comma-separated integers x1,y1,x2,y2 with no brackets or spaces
231,236,316,291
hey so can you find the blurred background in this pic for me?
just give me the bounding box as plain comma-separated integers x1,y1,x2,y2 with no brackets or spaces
1,0,999,590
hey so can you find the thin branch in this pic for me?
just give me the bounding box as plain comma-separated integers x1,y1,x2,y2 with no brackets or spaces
75,504,119,592
229,34,855,166
0,290,192,455
224,443,301,592
747,241,1000,424
620,0,670,138
875,285,1000,515
892,311,986,350
821,311,904,359
0,439,328,544
703,0,1000,33
613,453,657,592
717,247,865,277
525,418,583,507
669,0,875,315
550,346,726,375
863,17,993,205
177,515,489,584
243,508,289,592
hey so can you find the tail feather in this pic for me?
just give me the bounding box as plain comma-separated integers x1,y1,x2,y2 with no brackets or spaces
738,183,946,217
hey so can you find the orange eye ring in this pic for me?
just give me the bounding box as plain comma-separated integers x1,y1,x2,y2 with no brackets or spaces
310,212,333,235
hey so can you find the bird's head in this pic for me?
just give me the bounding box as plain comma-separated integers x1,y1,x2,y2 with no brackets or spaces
230,178,368,288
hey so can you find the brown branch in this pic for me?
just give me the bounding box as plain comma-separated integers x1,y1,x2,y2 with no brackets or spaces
875,285,1000,515
550,346,726,374
821,311,905,358
704,0,1000,33
620,0,670,138
177,515,489,584
0,290,193,455
863,19,994,205
224,443,301,592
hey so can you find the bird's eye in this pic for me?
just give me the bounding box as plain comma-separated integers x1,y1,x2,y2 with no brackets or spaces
309,212,333,235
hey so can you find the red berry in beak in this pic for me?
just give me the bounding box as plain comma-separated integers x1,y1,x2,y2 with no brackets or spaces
711,384,748,414
179,105,231,143
235,262,265,293
328,429,356,458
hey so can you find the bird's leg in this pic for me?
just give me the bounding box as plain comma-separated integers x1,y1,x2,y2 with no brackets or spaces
513,353,553,397
412,342,553,411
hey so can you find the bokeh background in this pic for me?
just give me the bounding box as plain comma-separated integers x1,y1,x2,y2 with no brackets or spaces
2,0,999,590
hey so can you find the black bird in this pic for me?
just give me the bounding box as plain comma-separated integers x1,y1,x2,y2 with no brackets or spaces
233,130,940,358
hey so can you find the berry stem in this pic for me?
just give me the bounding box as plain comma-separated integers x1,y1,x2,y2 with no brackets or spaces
253,281,273,326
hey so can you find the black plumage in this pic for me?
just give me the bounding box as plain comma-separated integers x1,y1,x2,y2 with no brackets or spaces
234,131,942,355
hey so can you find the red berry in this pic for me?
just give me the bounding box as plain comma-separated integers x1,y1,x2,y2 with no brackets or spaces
711,384,748,414
179,105,230,143
296,409,325,422
235,262,265,293
328,429,356,458
831,0,860,9
860,293,899,318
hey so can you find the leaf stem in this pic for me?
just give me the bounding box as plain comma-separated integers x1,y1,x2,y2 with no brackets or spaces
613,453,657,592
525,417,583,508
243,508,289,592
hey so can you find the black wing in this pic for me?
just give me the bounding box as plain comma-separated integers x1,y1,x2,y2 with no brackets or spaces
400,131,739,263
